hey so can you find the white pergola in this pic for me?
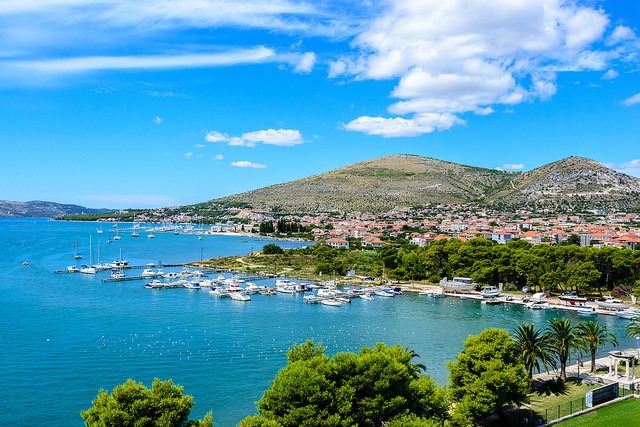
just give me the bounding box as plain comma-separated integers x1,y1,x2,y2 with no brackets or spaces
608,350,636,381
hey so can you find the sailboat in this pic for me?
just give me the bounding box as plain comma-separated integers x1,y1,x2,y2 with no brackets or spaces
80,236,96,274
73,241,82,259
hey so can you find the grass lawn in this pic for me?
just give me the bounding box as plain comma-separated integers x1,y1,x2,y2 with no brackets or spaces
501,378,600,425
556,397,640,426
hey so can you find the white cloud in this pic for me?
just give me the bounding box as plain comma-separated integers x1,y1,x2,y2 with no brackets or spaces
241,129,303,146
184,152,194,159
195,144,205,148
496,163,524,171
153,116,162,124
606,25,636,46
622,93,640,107
231,160,267,168
205,128,304,146
604,159,640,178
344,113,464,138
214,154,224,160
336,0,617,137
293,52,316,73
205,131,229,143
601,69,618,80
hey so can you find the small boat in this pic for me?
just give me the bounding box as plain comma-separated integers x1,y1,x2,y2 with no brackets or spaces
67,265,80,273
22,261,30,266
147,234,155,239
320,298,344,306
141,268,157,278
420,290,447,298
482,298,503,305
183,281,201,290
359,293,374,301
229,291,250,301
111,269,125,279
209,288,230,298
480,286,501,298
616,309,640,320
131,231,139,238
374,289,395,297
144,280,164,289
558,290,588,305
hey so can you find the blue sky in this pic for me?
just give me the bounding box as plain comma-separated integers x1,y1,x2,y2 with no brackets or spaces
1,0,639,209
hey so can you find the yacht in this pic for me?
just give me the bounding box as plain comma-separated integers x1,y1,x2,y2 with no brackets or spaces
79,264,97,274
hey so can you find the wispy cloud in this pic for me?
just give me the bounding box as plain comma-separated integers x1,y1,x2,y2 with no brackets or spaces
184,152,194,159
496,163,524,171
334,0,635,138
231,160,267,168
205,128,304,146
603,159,640,178
601,69,618,80
213,154,224,160
6,48,275,75
153,116,162,124
622,93,640,107
80,193,179,209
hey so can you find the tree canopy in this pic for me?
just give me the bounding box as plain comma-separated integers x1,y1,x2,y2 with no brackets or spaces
81,378,212,427
242,340,448,427
448,328,531,425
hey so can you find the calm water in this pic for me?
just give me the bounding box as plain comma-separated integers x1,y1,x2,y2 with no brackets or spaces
0,218,635,426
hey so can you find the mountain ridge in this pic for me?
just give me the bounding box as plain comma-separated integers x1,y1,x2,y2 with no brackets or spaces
0,200,112,218
207,154,640,214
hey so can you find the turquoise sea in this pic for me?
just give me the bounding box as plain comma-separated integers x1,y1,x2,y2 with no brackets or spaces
0,218,635,426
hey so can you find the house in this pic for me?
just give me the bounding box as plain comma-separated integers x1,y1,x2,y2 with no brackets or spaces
326,237,349,249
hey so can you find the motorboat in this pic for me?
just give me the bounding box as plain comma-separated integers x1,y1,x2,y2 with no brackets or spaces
419,290,446,298
276,279,297,294
615,309,640,320
558,290,588,305
320,298,344,306
141,268,157,278
359,293,374,300
183,281,201,290
209,288,230,298
439,277,475,294
147,234,155,238
529,292,547,303
144,280,164,289
22,261,30,266
111,269,125,279
67,265,80,273
229,292,250,301
479,286,501,298
374,289,395,297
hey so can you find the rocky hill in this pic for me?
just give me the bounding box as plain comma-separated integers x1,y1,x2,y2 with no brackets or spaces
200,154,640,215
486,156,640,212
0,200,112,218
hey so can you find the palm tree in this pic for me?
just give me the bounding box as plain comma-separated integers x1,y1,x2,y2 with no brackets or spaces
512,323,556,379
546,318,579,380
576,320,618,373
625,318,640,340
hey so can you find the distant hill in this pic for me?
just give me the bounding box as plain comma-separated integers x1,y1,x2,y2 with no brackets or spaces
197,154,640,215
0,200,113,218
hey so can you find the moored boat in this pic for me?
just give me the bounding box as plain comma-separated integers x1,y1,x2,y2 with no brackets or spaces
229,291,250,301
479,286,501,298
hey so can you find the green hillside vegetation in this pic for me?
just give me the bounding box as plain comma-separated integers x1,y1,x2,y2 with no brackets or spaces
205,238,640,295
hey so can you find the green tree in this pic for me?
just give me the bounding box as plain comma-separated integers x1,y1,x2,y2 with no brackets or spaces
512,323,556,379
262,244,284,255
575,320,618,373
81,378,212,427
448,328,530,425
247,341,448,427
546,318,579,380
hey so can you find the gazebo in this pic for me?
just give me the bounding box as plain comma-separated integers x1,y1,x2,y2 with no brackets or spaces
608,350,636,381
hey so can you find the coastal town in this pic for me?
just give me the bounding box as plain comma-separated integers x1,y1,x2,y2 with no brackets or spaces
126,204,640,250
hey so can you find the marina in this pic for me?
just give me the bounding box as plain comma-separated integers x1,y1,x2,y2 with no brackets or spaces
2,218,638,427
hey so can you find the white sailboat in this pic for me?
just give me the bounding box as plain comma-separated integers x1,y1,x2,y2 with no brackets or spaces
80,236,96,274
